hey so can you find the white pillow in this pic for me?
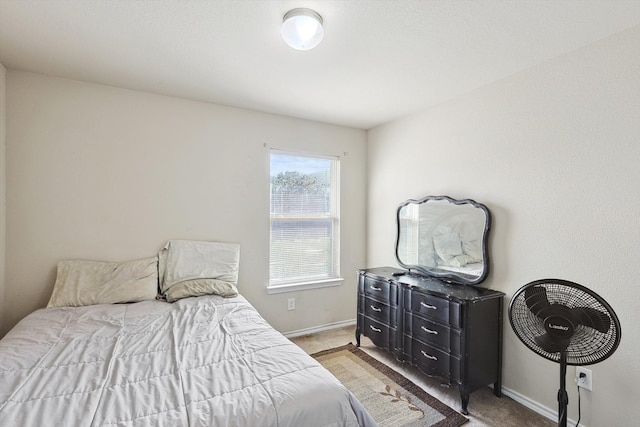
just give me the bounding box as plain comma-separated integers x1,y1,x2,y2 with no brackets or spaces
159,240,240,302
448,254,476,268
47,257,159,308
462,239,483,262
433,233,463,263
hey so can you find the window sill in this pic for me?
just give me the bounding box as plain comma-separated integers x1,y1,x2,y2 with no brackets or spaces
267,278,344,294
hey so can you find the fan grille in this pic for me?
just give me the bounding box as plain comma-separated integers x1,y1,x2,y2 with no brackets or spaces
509,279,621,365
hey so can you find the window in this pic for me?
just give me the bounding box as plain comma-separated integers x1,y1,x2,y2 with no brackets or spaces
397,203,420,265
269,150,340,290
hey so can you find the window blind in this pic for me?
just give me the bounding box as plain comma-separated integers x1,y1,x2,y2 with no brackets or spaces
269,151,339,286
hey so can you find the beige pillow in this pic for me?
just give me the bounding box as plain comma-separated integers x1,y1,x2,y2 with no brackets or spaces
159,240,240,302
47,257,158,308
162,278,237,302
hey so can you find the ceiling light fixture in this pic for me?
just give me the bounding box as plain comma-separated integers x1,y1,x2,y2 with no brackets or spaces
281,8,324,51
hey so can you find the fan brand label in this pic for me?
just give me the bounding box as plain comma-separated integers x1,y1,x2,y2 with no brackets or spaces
548,323,569,331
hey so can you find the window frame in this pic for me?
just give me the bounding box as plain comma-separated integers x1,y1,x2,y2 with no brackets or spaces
267,149,343,294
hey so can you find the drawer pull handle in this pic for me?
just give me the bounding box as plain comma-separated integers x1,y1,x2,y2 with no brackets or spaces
421,326,438,335
421,350,437,360
370,325,382,333
371,286,382,291
420,302,437,310
370,305,382,312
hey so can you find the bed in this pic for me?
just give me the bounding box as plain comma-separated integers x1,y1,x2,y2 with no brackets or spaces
0,240,375,427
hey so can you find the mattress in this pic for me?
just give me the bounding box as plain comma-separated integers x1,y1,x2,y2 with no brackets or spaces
0,295,375,427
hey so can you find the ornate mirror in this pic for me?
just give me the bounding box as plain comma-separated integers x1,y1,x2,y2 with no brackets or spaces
395,195,491,285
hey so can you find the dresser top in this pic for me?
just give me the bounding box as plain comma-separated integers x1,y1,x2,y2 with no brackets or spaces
359,267,505,302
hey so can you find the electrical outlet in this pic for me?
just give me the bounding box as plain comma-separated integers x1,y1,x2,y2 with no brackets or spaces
287,298,295,311
576,367,592,391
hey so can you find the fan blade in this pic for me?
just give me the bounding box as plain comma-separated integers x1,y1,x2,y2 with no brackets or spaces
534,332,570,354
524,285,552,317
571,307,610,333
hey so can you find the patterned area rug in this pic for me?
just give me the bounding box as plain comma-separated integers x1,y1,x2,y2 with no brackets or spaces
312,343,468,427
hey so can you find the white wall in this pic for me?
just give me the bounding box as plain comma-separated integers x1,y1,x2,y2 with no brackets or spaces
0,63,6,334
4,71,366,337
367,25,640,426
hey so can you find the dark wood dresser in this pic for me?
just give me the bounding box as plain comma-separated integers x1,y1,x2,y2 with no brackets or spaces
356,266,505,415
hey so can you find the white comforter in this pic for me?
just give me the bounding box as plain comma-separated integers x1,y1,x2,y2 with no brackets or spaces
0,295,375,427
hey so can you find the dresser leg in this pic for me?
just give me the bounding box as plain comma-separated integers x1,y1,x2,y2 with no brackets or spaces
459,387,470,415
355,327,361,347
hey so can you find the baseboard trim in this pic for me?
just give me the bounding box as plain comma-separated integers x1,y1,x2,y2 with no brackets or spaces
500,385,580,427
283,319,356,338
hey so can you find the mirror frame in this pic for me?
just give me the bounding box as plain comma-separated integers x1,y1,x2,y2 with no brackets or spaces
394,195,491,285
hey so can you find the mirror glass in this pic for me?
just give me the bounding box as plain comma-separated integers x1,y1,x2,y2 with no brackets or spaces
395,195,491,285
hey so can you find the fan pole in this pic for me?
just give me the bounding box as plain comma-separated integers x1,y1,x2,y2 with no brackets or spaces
558,352,568,427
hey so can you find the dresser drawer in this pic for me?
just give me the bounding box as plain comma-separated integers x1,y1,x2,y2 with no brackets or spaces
409,314,461,355
411,292,461,326
363,274,395,302
364,296,391,324
363,317,390,348
412,339,460,381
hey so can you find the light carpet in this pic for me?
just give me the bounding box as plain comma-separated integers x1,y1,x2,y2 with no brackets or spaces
312,343,468,427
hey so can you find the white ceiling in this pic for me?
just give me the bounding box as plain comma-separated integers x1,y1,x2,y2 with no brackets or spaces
1,0,640,130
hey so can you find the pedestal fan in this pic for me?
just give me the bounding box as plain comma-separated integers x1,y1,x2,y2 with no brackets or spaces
509,279,621,427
